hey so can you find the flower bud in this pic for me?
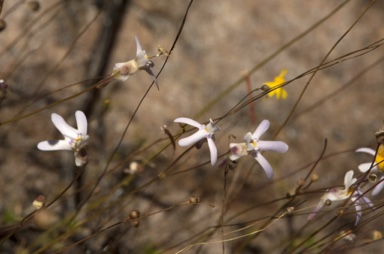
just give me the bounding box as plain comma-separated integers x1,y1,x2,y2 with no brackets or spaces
188,196,200,204
129,210,141,220
32,195,46,209
310,173,319,182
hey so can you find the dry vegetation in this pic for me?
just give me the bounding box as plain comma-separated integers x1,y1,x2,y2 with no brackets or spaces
0,0,384,253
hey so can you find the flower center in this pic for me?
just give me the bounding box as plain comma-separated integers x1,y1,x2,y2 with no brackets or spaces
70,134,88,151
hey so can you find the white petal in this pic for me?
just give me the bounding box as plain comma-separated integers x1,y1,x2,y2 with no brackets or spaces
252,119,270,140
135,36,143,55
257,140,288,153
178,130,206,147
244,132,253,144
356,147,375,156
75,111,87,135
254,152,274,179
136,51,148,67
372,176,384,196
51,113,78,139
207,138,217,165
74,150,88,167
344,170,356,190
358,162,377,173
37,140,72,151
229,154,241,161
327,189,345,201
114,62,125,69
174,117,202,128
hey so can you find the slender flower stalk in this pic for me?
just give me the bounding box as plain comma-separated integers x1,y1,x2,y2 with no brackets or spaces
37,111,89,166
174,117,220,165
229,119,288,179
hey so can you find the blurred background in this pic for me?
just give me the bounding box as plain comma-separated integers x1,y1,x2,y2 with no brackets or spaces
0,0,383,253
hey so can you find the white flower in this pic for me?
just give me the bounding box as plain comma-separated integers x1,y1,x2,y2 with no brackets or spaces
229,119,288,179
112,36,158,89
356,145,384,195
308,170,372,225
37,111,89,166
174,117,220,165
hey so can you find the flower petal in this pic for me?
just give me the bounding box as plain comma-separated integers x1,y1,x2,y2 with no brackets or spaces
244,132,253,144
252,120,270,140
136,51,148,67
356,147,375,156
372,176,384,196
174,117,202,128
51,113,79,139
178,130,206,147
37,140,72,151
207,138,217,165
254,152,273,179
135,36,143,55
75,111,87,135
257,140,288,153
344,170,356,190
358,162,377,173
144,68,159,90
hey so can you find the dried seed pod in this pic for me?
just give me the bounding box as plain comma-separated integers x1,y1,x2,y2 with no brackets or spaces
369,173,377,183
28,1,40,11
286,206,294,215
161,125,175,150
310,173,319,182
261,84,270,92
131,220,140,228
124,161,144,175
188,196,200,204
129,210,141,220
373,230,382,240
376,126,384,145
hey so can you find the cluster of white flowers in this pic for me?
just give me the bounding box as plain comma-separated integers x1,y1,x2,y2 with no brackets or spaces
307,170,373,225
174,118,289,178
308,145,384,225
35,36,379,229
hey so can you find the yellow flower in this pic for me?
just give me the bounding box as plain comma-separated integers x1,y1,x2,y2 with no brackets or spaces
376,145,384,171
264,69,288,100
